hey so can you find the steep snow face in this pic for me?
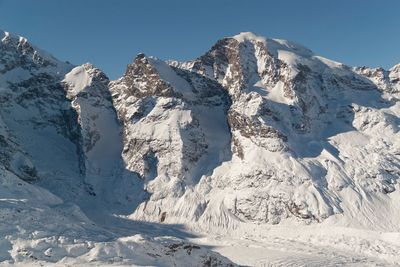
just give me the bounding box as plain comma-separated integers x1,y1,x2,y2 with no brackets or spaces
64,64,93,95
62,64,127,198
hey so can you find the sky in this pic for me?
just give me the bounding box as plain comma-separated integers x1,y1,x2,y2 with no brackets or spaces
0,0,399,79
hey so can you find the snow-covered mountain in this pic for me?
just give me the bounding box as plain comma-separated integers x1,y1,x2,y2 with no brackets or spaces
1,30,400,266
0,30,235,266
112,32,400,229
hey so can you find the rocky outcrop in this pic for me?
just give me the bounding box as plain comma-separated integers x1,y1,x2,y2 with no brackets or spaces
0,30,81,183
355,64,400,93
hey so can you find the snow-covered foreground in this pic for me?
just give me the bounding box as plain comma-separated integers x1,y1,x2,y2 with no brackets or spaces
1,167,398,266
197,225,400,266
3,196,400,267
80,198,400,267
0,157,399,266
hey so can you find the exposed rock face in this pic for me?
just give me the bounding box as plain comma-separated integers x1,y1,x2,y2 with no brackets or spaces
355,64,400,93
0,31,59,73
0,30,80,183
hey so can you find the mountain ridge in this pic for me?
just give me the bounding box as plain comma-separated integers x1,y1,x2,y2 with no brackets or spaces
0,30,399,266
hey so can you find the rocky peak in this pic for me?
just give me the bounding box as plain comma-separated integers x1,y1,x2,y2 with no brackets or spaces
121,53,175,98
354,64,400,93
174,33,298,103
0,30,70,75
1,30,33,54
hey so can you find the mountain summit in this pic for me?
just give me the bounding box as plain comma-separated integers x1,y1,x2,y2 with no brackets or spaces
1,31,399,266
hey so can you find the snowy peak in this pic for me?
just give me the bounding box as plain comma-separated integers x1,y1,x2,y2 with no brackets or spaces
120,53,226,102
1,30,17,43
0,29,29,47
355,63,400,93
230,31,314,69
388,64,400,92
390,63,400,72
63,63,110,99
64,64,95,96
232,31,267,44
232,31,313,59
0,30,72,82
389,63,400,83
174,33,295,101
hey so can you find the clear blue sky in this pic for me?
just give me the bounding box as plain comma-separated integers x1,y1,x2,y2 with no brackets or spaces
1,0,399,79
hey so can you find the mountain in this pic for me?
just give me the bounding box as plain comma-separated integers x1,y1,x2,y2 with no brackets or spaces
0,30,235,266
113,32,400,228
0,30,399,266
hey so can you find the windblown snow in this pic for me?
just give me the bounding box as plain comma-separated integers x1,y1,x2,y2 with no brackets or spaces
0,30,399,266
